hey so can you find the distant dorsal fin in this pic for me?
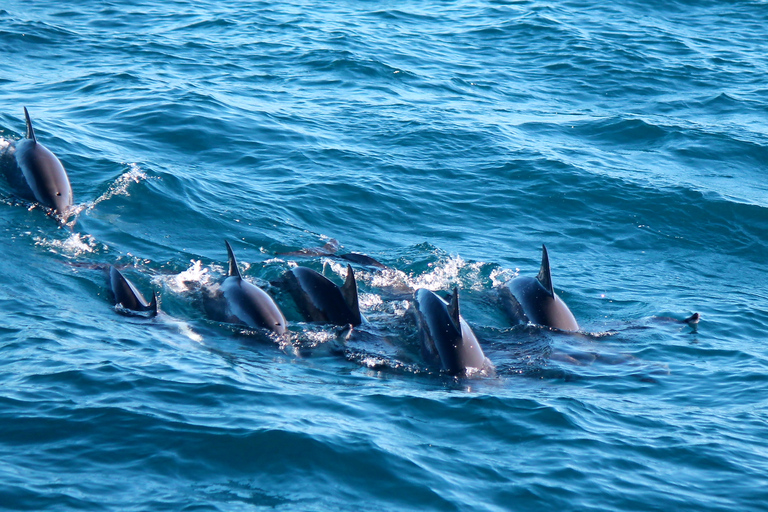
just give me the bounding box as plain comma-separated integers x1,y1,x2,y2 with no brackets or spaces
536,245,555,298
448,287,461,330
225,240,242,278
23,107,37,142
147,290,158,316
341,264,362,325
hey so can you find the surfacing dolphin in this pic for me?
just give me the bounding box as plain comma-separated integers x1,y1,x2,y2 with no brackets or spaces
203,241,287,334
108,265,158,317
499,245,579,331
278,238,387,269
412,288,492,376
0,107,73,217
280,264,363,326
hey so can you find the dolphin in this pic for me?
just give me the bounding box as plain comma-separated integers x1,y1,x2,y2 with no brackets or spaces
203,241,287,334
682,313,700,326
278,238,387,269
108,265,158,317
280,264,363,326
1,107,73,216
337,253,387,269
651,312,700,330
412,288,491,376
498,245,579,331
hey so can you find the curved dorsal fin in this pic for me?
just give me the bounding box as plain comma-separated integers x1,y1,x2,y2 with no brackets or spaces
341,264,362,325
147,290,158,316
225,240,242,278
448,287,461,330
23,107,37,142
536,245,555,298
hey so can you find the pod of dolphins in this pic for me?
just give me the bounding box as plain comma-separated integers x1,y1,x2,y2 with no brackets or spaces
1,108,700,377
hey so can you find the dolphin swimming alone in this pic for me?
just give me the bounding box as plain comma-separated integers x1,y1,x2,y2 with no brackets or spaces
411,288,491,376
498,245,579,331
0,107,73,216
203,241,287,334
280,264,363,326
108,265,158,317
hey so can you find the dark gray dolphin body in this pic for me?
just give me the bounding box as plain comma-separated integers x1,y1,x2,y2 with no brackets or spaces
1,108,73,215
412,288,491,376
499,245,579,331
682,313,700,326
337,252,387,269
108,265,158,317
203,241,287,334
278,239,387,269
281,265,363,326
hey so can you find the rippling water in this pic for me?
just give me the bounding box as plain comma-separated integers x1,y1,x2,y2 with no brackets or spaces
1,1,767,510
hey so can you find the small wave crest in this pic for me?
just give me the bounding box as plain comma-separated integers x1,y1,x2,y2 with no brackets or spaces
33,232,104,258
99,163,148,200
89,163,149,209
58,163,150,225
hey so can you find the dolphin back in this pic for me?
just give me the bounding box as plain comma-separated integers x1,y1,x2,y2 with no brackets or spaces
205,242,287,334
501,245,579,331
11,108,73,213
108,266,158,316
413,288,489,375
217,277,287,334
282,266,363,326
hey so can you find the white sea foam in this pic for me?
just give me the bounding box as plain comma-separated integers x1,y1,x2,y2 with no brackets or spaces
490,267,518,287
359,292,383,309
175,320,204,343
156,260,213,293
327,254,490,293
33,232,103,258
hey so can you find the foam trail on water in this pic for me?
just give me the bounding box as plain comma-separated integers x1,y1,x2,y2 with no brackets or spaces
89,163,149,209
33,232,103,258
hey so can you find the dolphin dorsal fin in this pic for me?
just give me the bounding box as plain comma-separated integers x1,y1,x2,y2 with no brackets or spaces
23,107,37,142
536,245,555,298
147,290,158,316
448,287,461,330
225,240,242,279
341,264,362,325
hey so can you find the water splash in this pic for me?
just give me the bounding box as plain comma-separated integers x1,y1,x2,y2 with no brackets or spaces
56,163,150,225
490,267,518,287
325,254,514,295
102,163,148,201
33,232,103,258
155,260,214,294
85,163,150,212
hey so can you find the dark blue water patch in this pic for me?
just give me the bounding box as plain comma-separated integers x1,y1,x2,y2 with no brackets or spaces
0,17,80,49
573,117,671,147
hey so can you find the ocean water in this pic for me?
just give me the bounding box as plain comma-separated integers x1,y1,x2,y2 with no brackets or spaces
1,0,767,510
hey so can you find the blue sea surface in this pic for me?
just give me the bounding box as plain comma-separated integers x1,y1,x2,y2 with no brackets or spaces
1,0,767,510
